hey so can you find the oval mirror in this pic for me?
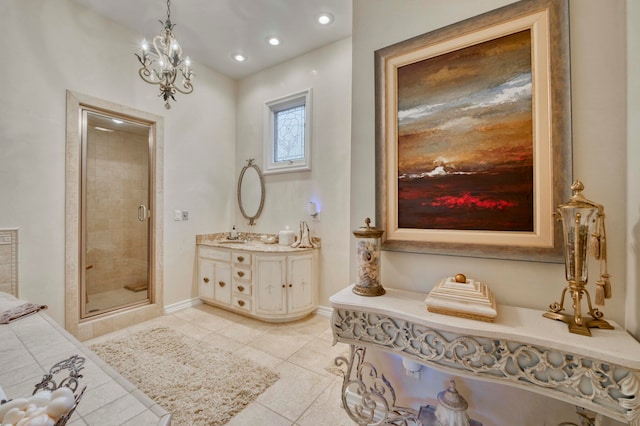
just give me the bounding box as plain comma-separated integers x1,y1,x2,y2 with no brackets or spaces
237,159,265,225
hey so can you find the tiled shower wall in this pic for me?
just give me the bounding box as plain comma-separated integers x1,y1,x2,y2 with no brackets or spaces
0,229,18,296
85,127,149,295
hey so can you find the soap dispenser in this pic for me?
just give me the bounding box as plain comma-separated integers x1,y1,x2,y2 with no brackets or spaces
230,225,237,240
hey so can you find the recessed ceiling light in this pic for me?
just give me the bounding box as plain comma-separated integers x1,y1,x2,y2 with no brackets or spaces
266,36,281,46
232,53,247,62
317,12,333,25
112,119,123,124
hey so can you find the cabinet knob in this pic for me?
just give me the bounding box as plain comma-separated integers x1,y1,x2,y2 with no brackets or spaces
203,277,210,283
237,300,245,307
289,284,293,288
237,271,245,278
282,284,286,288
237,285,245,292
218,281,226,287
237,256,245,263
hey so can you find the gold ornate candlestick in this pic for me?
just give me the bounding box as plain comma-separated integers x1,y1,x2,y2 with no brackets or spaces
543,180,613,336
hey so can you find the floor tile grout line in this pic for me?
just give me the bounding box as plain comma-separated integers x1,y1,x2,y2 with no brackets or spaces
291,374,342,425
284,336,346,379
250,401,297,425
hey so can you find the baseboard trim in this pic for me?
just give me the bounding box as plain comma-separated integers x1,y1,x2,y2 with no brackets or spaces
164,297,202,315
315,305,333,318
164,298,332,318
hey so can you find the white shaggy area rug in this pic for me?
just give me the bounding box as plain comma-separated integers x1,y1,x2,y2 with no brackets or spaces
89,327,279,425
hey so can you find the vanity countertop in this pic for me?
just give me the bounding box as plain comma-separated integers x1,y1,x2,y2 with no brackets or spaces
196,232,319,253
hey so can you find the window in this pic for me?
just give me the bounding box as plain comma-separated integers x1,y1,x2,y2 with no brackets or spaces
263,89,312,174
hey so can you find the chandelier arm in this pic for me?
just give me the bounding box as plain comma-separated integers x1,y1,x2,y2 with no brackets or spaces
138,67,161,85
173,82,194,95
163,63,193,95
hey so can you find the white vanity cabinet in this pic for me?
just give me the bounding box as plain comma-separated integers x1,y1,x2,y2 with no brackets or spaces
197,246,232,306
254,253,316,318
287,254,316,314
196,239,318,322
254,255,287,315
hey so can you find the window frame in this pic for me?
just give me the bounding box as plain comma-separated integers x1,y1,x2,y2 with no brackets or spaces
263,88,312,175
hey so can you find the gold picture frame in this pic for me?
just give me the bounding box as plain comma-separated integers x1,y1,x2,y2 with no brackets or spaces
375,0,571,262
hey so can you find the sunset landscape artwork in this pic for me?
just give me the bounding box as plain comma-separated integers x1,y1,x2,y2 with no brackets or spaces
396,29,534,232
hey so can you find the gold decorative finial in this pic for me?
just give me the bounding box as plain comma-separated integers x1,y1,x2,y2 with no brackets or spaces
571,180,584,193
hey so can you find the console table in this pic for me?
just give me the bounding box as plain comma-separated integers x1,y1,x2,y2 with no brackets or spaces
329,285,640,425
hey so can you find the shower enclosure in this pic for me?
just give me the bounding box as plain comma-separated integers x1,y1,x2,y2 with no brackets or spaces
65,91,164,339
81,111,152,317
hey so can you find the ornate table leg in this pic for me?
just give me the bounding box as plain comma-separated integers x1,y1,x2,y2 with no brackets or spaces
333,345,418,425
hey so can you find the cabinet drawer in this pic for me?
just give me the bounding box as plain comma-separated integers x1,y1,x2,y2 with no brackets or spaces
233,282,252,296
232,295,252,312
232,251,251,265
233,264,252,281
198,246,231,262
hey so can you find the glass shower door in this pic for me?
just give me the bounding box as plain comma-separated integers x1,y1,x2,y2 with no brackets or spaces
81,110,152,318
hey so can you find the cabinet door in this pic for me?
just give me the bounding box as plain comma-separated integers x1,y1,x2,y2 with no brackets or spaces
255,255,287,315
213,261,232,305
287,254,315,314
198,258,215,301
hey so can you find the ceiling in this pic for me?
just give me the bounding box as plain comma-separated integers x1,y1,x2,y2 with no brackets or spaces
72,0,352,80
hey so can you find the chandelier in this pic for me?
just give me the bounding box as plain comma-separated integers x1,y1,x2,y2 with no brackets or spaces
135,0,194,109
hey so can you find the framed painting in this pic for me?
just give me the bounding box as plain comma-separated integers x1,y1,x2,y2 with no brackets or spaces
374,0,572,263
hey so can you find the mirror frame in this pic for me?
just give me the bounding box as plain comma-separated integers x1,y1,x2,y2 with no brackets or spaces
237,159,265,225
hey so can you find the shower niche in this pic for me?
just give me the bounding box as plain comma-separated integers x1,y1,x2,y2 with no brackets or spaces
66,91,164,339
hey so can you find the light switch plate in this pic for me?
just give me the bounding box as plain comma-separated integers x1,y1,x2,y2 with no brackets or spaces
174,210,182,221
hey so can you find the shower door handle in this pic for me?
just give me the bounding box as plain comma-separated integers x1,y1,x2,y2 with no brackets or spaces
138,204,148,221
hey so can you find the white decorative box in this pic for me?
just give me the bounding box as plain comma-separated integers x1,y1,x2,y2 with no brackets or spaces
425,275,497,322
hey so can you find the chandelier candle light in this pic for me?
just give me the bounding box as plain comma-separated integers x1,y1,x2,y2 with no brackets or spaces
543,180,613,336
135,0,194,109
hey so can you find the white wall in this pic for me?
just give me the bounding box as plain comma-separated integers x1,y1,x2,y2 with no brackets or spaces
0,0,237,324
236,37,352,307
626,0,640,338
351,0,629,326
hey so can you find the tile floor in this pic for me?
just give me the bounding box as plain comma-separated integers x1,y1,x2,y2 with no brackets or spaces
84,303,356,425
